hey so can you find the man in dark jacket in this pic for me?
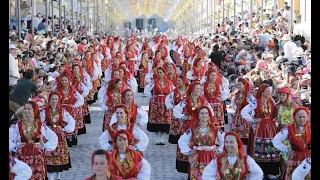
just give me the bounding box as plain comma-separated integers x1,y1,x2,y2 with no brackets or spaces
209,44,223,69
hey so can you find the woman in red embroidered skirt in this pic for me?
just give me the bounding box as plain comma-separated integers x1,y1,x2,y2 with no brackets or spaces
137,52,150,93
202,132,263,180
173,81,214,173
165,75,188,144
144,67,174,145
229,78,257,145
178,106,225,180
201,66,230,130
9,101,58,180
40,92,75,180
99,78,129,131
272,106,311,180
247,84,281,179
109,130,151,179
56,72,84,146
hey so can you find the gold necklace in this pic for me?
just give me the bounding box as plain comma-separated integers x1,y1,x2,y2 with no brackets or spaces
191,96,199,110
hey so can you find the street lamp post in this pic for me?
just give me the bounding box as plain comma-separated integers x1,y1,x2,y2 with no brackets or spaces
213,0,215,31
261,0,264,24
250,0,253,28
51,0,54,34
16,0,21,39
59,0,62,30
63,5,66,29
290,0,293,32
31,0,34,35
222,0,225,23
233,0,236,25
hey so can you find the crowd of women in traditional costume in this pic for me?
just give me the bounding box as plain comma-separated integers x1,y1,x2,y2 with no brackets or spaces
9,20,311,179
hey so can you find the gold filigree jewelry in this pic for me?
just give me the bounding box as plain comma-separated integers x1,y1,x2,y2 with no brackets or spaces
191,97,198,110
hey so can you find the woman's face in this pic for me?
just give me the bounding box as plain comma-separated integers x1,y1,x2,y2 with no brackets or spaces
61,76,69,87
295,110,308,127
279,93,288,103
209,71,217,81
24,103,34,119
114,58,120,65
193,84,202,97
263,87,272,99
157,69,164,78
73,66,80,74
116,133,128,149
225,135,238,154
92,154,108,176
115,81,122,90
124,91,134,103
115,108,127,124
118,69,124,78
236,82,245,92
156,52,161,58
120,64,127,69
198,108,209,124
168,64,174,73
113,71,120,79
50,94,59,107
177,77,183,87
142,53,148,60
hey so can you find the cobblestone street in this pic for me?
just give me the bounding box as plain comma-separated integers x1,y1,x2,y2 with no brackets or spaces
61,92,188,180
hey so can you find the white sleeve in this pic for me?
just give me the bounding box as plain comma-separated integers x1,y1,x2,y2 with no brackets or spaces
133,125,149,152
104,67,112,83
41,124,58,151
165,91,175,110
216,129,225,153
40,110,46,122
231,96,237,110
11,157,33,180
240,94,257,123
200,76,207,85
173,99,187,120
137,107,148,126
84,71,92,90
99,92,109,111
167,54,174,63
98,85,106,101
272,128,289,153
137,158,151,180
247,155,264,180
178,46,183,55
178,129,193,155
80,82,90,98
128,76,138,93
145,71,154,84
202,159,217,180
99,131,112,152
63,109,75,133
186,70,195,80
292,157,311,180
129,56,138,61
73,91,84,108
143,81,154,98
220,77,230,101
9,124,20,152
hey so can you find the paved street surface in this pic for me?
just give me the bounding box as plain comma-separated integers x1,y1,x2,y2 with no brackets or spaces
61,92,232,179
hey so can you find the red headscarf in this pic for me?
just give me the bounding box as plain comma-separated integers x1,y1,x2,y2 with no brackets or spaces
44,91,66,127
256,83,271,100
178,75,189,87
217,131,249,179
191,58,206,80
204,68,222,97
187,80,201,96
193,106,216,128
112,129,133,147
90,149,113,169
293,106,310,118
25,101,40,120
234,78,250,110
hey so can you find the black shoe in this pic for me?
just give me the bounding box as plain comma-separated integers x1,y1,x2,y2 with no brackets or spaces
159,142,165,145
156,142,160,145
